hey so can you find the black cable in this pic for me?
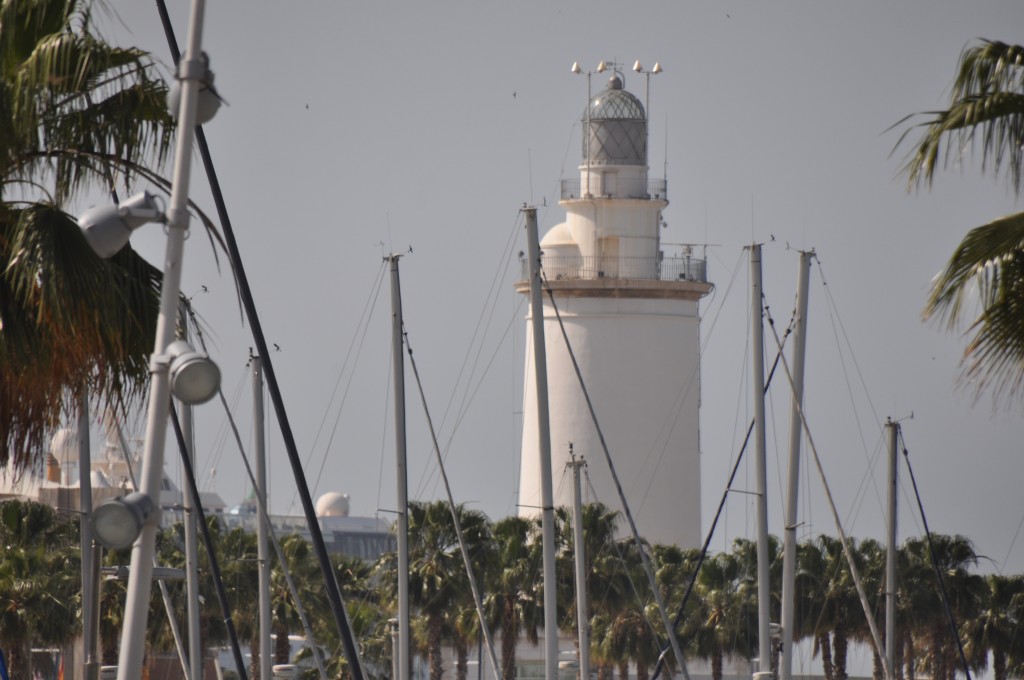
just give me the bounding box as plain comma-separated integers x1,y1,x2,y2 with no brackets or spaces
649,343,788,680
153,6,365,678
169,402,248,680
900,433,973,680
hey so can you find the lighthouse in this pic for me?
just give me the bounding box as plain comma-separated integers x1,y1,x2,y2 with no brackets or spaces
517,65,712,548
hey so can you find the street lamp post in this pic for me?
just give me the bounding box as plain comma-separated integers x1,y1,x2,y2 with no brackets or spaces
77,1,221,678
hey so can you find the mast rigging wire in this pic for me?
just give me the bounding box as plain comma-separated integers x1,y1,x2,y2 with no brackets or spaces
153,5,366,675
540,268,691,680
403,327,503,680
649,322,795,680
899,431,973,680
169,402,250,680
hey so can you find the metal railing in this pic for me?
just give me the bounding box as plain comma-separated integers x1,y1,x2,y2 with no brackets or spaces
521,254,707,283
560,177,668,200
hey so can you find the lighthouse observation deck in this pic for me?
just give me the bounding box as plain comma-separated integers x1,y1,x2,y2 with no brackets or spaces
519,253,707,283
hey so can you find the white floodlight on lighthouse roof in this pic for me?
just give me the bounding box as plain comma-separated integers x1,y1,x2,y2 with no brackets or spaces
597,60,607,73
633,60,642,72
652,62,662,74
571,62,582,74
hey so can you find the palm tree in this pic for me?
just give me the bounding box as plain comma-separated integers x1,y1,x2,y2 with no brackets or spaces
896,40,1024,401
899,534,984,680
487,515,543,680
962,574,1024,680
0,0,183,469
684,549,755,680
0,500,81,677
378,500,492,680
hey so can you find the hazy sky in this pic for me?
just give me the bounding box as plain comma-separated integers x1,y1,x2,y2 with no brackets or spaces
85,1,1024,577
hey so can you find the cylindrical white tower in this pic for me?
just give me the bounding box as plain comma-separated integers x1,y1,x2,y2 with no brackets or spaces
517,71,711,548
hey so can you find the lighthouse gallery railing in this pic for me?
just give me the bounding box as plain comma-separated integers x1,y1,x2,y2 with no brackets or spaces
521,255,707,283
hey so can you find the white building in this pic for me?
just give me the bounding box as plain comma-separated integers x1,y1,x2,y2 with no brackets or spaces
517,68,712,548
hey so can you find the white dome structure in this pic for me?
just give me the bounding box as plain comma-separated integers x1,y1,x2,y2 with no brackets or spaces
50,428,79,464
315,492,350,518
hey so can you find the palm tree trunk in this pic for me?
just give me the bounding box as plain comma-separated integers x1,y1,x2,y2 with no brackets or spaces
994,650,1007,680
597,662,611,680
834,628,849,680
250,631,261,680
275,620,291,665
904,634,915,680
872,649,882,680
636,661,649,680
456,635,469,680
501,597,518,680
428,613,444,680
617,660,629,680
818,632,835,680
711,648,723,680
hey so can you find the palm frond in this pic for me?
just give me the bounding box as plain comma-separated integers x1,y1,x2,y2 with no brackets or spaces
924,211,1024,401
897,40,1024,195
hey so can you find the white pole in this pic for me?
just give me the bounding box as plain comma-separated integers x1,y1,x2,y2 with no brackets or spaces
525,206,559,680
79,391,99,680
181,308,202,680
254,355,272,680
388,255,411,680
779,251,811,680
115,1,205,677
885,420,898,677
568,451,589,680
750,244,773,679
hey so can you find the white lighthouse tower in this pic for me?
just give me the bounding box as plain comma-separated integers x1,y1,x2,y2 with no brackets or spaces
517,66,712,548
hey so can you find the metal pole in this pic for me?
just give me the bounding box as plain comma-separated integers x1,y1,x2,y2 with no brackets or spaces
750,244,773,679
79,391,99,680
389,619,400,680
387,255,411,680
569,451,590,680
254,356,272,680
779,251,811,680
885,420,898,678
585,73,592,198
181,308,202,680
525,206,559,680
115,1,205,677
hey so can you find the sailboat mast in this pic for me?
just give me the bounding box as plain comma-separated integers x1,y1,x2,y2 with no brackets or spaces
387,254,411,680
885,419,899,677
750,244,773,679
569,451,590,680
524,206,560,680
254,355,272,680
779,251,812,680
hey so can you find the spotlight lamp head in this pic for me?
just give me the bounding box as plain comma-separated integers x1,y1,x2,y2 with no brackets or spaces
652,62,662,74
167,340,221,404
92,492,154,549
633,60,642,72
571,62,582,74
78,191,163,258
597,61,607,73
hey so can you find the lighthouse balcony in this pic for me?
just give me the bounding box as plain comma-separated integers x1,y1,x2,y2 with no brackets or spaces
521,254,707,283
560,177,667,201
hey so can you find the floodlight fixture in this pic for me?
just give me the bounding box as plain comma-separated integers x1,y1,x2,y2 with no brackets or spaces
78,191,163,259
92,492,154,550
597,61,607,73
166,340,221,404
652,62,662,74
167,52,222,126
571,62,582,74
633,60,642,72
